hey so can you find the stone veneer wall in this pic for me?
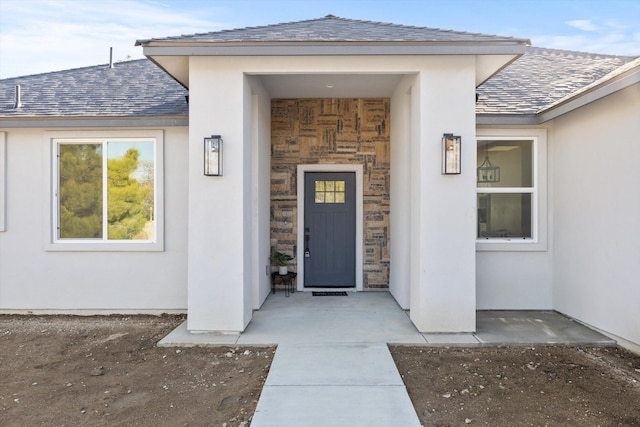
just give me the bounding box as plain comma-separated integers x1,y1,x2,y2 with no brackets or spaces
271,98,390,289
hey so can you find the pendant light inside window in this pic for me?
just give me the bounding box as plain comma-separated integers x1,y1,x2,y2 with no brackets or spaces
477,144,500,183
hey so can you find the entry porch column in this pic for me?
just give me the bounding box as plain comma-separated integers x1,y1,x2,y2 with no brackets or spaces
409,58,477,333
186,60,253,332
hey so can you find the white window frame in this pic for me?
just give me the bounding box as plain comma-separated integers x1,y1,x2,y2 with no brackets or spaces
45,130,164,252
0,132,6,232
476,128,547,252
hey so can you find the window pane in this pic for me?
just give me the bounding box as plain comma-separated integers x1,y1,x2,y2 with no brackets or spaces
335,181,345,192
326,192,335,203
477,193,532,239
325,181,335,191
315,192,325,203
315,181,325,191
107,141,155,240
335,192,345,203
477,140,533,188
58,144,103,238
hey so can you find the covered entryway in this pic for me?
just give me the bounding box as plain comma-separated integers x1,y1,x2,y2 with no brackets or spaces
168,56,518,333
270,98,390,292
118,15,529,334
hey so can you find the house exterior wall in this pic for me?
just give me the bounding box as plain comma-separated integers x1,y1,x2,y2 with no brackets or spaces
0,126,189,312
475,126,553,310
551,83,640,347
270,98,391,290
476,251,553,309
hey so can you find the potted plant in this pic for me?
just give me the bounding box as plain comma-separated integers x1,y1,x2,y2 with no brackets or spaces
270,251,294,275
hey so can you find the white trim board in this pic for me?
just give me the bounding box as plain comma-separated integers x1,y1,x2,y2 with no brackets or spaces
296,164,364,291
0,132,6,231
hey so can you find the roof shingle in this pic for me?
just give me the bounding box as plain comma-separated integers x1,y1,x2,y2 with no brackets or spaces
1,34,635,120
476,47,637,115
0,59,188,118
136,15,527,45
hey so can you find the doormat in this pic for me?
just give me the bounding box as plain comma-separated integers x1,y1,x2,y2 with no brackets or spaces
312,292,348,296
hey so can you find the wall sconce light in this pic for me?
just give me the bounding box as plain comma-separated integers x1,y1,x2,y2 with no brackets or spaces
204,135,223,176
442,133,461,175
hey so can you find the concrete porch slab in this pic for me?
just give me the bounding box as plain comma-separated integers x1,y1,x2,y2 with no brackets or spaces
423,333,480,345
157,294,615,348
474,310,616,346
236,291,426,345
157,322,240,347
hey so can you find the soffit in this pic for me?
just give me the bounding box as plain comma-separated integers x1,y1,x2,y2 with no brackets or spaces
257,74,405,98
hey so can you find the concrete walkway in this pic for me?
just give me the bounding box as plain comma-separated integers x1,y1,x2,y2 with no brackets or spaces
251,342,420,426
158,292,614,426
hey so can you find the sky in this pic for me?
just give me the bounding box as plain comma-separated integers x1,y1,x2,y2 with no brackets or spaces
1,0,639,79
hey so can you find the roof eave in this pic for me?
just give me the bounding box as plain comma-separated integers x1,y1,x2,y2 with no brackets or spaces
0,116,188,128
476,114,539,126
139,40,529,57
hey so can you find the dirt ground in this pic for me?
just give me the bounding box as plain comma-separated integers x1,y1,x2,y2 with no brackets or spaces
390,345,640,426
0,315,274,426
2,316,640,427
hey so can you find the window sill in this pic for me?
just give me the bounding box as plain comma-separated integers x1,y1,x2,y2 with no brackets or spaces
45,241,164,252
476,239,547,252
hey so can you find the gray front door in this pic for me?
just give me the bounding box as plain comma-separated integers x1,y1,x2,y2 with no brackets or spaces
304,172,356,287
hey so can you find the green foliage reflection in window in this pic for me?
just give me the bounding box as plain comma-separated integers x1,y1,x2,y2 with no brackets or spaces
59,144,103,238
58,140,155,241
315,180,345,204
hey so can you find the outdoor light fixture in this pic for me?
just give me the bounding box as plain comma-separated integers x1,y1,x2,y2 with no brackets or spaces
477,143,500,183
204,135,223,176
442,133,461,175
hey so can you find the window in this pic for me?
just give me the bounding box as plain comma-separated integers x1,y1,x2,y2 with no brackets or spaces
48,131,163,251
477,139,533,240
314,180,346,204
476,130,546,251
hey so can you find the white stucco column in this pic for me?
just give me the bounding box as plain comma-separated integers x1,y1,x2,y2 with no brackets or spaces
186,58,253,332
408,57,477,332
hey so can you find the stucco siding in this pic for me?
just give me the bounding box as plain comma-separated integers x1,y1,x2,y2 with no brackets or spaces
409,57,477,332
476,251,552,309
0,126,189,312
552,83,640,346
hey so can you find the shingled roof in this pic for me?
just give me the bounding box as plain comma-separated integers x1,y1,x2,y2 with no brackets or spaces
0,27,635,121
136,14,526,45
476,46,637,115
0,59,188,118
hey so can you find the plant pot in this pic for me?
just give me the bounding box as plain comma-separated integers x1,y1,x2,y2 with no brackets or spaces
278,266,288,275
